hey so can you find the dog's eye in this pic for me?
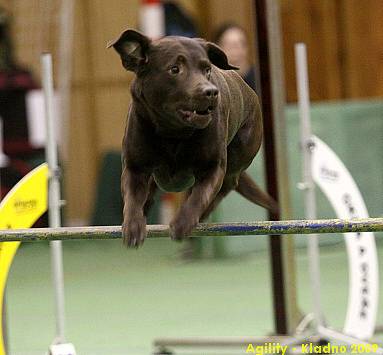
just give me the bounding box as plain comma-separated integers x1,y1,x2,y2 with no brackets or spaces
205,67,211,76
170,65,180,75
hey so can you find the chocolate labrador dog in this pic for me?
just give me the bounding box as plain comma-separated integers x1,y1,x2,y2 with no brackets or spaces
108,29,278,247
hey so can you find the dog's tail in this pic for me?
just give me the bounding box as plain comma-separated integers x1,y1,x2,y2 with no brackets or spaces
236,171,279,215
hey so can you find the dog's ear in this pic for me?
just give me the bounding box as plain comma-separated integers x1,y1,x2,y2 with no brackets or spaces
197,39,239,70
107,29,151,72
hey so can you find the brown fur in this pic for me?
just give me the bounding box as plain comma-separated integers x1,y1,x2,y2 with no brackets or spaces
108,29,278,247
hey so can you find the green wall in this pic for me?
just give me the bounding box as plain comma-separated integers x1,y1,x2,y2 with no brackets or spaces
210,99,383,255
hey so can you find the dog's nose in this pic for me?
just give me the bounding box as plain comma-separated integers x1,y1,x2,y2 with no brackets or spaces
202,86,218,98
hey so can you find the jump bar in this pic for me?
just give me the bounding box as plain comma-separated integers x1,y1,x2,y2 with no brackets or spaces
1,218,382,242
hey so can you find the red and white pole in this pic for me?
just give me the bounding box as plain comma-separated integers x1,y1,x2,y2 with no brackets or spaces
139,0,165,39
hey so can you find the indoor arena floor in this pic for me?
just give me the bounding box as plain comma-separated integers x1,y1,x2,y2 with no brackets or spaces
6,236,383,355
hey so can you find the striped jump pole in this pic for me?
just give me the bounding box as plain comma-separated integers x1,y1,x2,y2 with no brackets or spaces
0,217,382,242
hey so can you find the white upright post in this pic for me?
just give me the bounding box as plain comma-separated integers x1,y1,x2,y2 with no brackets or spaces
57,0,74,160
295,43,324,328
41,53,66,344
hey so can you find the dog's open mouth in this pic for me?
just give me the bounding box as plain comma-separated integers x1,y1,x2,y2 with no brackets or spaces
177,107,214,129
178,106,214,118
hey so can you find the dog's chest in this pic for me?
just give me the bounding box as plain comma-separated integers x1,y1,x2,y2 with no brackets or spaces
152,139,195,192
153,167,195,192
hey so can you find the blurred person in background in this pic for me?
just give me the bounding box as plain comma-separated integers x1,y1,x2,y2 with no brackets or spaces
213,23,260,95
0,7,39,198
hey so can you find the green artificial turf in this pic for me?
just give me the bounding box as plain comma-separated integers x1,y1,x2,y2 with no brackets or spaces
6,237,383,355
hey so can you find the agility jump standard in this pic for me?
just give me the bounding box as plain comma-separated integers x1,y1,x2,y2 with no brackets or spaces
1,218,382,242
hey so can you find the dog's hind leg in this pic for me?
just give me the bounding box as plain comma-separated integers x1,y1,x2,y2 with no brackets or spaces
236,171,279,214
200,176,237,221
199,190,229,222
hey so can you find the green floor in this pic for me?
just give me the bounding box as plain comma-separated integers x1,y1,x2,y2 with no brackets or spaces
6,237,383,355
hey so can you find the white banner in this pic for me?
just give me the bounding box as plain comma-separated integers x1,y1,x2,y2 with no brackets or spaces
311,136,378,340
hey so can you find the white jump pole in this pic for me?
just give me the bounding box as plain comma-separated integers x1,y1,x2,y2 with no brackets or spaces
295,43,324,329
41,53,66,344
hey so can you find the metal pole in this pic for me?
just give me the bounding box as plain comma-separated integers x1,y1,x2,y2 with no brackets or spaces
57,0,74,161
41,53,66,344
295,43,324,328
254,0,287,334
153,335,306,348
255,0,301,334
1,218,382,242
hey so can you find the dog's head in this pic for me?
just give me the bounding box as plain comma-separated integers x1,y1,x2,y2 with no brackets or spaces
108,29,237,130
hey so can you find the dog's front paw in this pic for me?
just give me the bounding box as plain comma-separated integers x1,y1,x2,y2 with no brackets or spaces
169,218,197,241
122,216,147,248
